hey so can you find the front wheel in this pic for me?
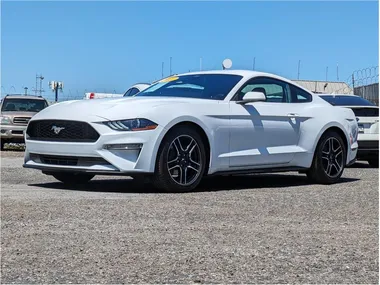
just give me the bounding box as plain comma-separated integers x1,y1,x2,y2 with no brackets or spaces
154,126,207,192
50,172,95,185
307,131,346,184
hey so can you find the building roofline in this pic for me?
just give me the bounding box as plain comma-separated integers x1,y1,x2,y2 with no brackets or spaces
292,79,349,84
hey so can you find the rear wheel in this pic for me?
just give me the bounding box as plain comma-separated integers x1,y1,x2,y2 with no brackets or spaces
307,130,346,184
50,172,95,185
368,158,379,168
154,126,207,192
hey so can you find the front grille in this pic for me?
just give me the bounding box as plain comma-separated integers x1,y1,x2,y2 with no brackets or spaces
41,155,78,166
30,153,109,166
13,117,31,125
27,120,100,142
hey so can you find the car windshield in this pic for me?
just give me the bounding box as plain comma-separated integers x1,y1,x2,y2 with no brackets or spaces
136,74,243,100
1,98,48,112
320,95,375,106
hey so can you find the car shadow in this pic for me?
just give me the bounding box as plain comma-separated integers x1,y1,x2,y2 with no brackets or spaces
29,173,359,194
348,161,373,169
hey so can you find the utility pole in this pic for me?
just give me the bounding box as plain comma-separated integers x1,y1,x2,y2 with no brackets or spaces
326,66,328,82
337,64,339,81
161,62,164,78
253,57,256,70
170,57,172,75
297,60,301,80
200,57,202,71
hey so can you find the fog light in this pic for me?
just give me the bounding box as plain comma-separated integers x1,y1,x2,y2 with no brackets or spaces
103,143,142,150
0,129,6,134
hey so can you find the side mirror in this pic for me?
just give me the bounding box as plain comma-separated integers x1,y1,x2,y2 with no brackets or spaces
236,91,266,104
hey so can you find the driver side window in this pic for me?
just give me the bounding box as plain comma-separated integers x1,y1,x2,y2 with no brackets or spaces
235,77,291,103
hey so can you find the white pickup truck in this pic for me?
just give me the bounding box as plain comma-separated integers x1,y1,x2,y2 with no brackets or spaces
84,83,150,99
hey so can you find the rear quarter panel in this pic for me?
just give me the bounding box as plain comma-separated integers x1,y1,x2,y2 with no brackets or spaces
295,104,357,167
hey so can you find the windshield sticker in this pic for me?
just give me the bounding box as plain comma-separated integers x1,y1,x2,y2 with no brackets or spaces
159,76,179,83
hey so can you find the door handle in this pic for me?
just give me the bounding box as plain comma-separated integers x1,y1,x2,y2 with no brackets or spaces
287,113,299,117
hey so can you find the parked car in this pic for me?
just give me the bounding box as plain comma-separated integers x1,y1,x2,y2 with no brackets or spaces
83,92,123,99
0,95,49,150
319,94,378,167
84,83,150,99
123,83,150,97
23,70,358,192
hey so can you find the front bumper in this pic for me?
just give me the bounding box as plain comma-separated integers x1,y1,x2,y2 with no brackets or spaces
24,123,165,174
0,124,27,141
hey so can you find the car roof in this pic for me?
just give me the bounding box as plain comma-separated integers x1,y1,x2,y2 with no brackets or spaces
318,94,360,97
180,69,280,77
159,69,313,95
131,83,150,89
3,94,47,100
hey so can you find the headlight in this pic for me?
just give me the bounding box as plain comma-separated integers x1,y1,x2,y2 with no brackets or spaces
104,118,158,131
0,116,11,125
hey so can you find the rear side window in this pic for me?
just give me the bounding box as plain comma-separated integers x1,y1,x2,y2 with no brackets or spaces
290,85,312,103
129,88,140,96
123,88,132,97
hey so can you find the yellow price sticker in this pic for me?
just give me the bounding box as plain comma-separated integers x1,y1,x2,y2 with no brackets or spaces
159,76,179,83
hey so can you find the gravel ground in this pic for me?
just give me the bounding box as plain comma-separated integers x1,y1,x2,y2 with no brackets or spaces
1,150,378,284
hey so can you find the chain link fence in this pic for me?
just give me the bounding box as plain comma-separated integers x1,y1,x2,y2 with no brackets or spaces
333,66,379,102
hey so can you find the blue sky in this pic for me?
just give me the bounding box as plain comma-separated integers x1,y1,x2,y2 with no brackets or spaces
1,1,378,101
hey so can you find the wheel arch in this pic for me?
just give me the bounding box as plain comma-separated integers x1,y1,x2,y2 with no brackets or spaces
312,123,349,162
152,117,213,174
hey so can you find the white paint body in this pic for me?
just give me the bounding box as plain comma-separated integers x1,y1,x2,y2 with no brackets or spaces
24,70,358,175
341,105,378,142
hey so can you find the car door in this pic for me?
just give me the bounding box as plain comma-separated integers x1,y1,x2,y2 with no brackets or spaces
228,77,305,168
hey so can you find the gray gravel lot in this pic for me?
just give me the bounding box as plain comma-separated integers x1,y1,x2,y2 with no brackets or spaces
1,150,378,284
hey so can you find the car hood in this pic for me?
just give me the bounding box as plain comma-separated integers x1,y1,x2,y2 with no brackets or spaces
31,96,218,121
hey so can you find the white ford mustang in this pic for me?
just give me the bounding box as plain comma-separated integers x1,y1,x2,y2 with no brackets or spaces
23,70,358,192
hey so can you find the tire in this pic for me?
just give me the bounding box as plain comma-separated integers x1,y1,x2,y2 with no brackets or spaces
0,140,5,151
153,125,207,192
368,158,379,168
50,172,95,185
307,130,346,184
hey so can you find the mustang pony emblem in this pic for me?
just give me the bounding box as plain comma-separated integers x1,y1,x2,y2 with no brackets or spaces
51,126,65,134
